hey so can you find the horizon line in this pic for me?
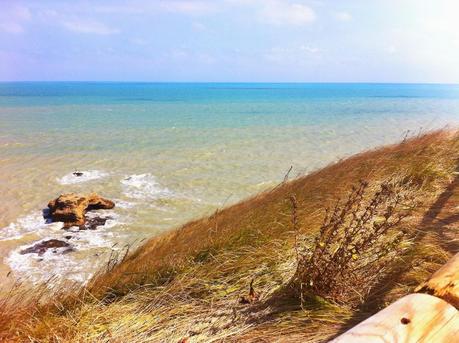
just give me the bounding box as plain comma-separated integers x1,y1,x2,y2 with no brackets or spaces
1,81,458,85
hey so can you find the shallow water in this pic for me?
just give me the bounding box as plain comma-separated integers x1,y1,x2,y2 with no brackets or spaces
1,82,458,285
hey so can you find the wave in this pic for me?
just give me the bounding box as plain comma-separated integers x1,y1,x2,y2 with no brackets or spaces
58,170,109,185
113,199,136,209
0,212,63,241
121,173,173,200
4,209,126,284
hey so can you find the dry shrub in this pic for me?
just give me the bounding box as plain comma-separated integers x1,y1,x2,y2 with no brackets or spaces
291,177,417,306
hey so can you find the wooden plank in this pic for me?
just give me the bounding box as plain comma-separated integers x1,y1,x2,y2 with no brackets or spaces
330,294,458,343
415,252,459,308
419,312,459,342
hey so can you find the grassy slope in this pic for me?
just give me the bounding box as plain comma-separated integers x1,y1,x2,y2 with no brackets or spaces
1,130,458,342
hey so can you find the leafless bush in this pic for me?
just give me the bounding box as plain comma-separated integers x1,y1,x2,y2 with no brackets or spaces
290,178,417,306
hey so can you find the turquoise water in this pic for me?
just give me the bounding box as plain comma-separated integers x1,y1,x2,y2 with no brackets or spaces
0,82,458,284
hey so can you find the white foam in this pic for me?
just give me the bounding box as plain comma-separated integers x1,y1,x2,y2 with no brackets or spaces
121,173,173,200
5,209,126,285
57,170,109,185
7,245,88,284
61,223,117,250
0,212,64,241
113,199,136,209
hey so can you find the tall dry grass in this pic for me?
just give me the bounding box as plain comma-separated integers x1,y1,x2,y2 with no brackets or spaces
0,129,458,342
290,177,418,306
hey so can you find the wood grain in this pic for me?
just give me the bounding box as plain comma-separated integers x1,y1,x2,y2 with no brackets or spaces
415,252,459,308
331,293,458,343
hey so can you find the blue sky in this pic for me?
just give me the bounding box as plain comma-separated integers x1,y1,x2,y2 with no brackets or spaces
1,0,458,82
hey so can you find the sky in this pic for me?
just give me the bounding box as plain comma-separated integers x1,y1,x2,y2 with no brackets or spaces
0,0,459,82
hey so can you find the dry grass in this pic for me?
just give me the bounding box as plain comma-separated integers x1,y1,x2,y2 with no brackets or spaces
1,129,458,342
289,177,418,306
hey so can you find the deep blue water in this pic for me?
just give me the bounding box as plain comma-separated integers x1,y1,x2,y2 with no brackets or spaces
1,82,459,104
1,83,458,131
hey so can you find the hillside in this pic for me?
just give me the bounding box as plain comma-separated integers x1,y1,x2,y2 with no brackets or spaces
1,130,459,342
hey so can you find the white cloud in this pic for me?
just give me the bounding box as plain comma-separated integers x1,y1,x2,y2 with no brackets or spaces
334,11,352,22
130,37,149,46
61,19,119,35
300,45,320,54
192,22,207,31
170,49,189,60
34,8,120,35
161,1,218,15
258,1,316,26
0,22,25,34
264,45,321,63
0,4,31,34
197,52,216,64
168,49,216,64
92,1,218,16
12,5,32,21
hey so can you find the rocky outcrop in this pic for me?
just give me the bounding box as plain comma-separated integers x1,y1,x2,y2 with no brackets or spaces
48,193,115,228
82,215,113,230
20,239,73,255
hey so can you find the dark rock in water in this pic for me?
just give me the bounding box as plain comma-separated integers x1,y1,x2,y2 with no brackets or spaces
81,216,112,230
73,171,84,177
20,239,73,256
42,208,53,223
48,193,115,228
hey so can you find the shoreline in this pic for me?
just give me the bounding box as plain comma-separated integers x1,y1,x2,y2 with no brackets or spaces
2,129,458,341
1,126,459,289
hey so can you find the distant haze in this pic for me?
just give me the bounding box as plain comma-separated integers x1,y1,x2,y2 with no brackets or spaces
1,0,458,83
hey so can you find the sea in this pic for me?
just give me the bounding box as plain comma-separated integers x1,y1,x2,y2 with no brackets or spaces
0,82,458,285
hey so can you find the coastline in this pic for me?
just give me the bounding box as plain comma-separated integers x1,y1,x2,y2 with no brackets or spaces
1,129,458,341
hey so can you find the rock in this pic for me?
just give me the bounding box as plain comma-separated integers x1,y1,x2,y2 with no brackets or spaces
82,216,112,230
20,239,73,256
73,171,84,177
48,194,87,227
48,193,115,228
86,193,115,211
